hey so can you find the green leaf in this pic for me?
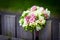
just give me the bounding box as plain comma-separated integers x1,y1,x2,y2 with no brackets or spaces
20,16,24,18
24,13,28,17
19,18,24,25
24,26,28,31
30,30,33,32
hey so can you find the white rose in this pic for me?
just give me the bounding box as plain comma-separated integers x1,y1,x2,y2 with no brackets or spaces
39,7,44,12
35,11,42,16
37,7,44,13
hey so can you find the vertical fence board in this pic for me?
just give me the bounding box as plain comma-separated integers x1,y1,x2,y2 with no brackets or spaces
2,15,16,37
39,20,52,40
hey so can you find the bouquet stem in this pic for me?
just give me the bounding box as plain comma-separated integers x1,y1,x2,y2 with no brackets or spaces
32,30,39,40
32,30,34,40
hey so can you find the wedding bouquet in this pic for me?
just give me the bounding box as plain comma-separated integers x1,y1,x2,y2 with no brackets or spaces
19,5,50,32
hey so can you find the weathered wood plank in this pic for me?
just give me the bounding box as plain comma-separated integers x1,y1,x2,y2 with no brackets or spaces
2,15,16,37
39,20,52,40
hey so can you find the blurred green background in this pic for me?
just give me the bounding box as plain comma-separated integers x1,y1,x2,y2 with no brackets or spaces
0,0,60,18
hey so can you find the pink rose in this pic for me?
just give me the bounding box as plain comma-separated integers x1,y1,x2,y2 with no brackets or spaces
31,6,37,11
25,16,30,23
25,13,36,23
29,14,36,23
29,17,35,23
30,13,36,18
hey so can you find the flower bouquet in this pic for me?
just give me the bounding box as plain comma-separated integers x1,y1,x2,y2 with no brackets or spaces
19,5,50,32
19,5,50,40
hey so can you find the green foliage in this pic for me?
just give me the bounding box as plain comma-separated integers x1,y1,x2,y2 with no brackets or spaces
19,18,24,25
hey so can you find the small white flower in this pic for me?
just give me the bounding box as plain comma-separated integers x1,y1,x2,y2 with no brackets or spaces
39,20,46,25
22,19,28,27
39,16,44,20
45,8,50,18
19,19,24,25
36,20,40,23
36,26,41,31
38,16,46,25
29,22,37,26
46,9,50,16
